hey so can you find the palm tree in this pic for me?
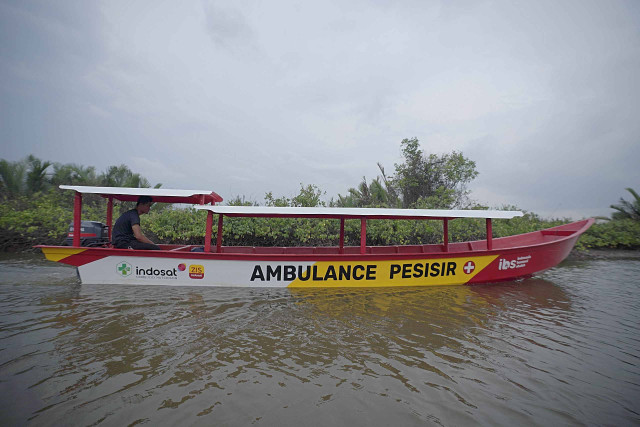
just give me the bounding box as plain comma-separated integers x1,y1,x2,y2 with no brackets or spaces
348,177,371,206
25,155,52,194
336,176,393,208
51,163,99,186
610,188,640,221
100,164,157,188
0,159,26,198
377,162,399,207
101,164,135,187
0,155,52,198
369,177,389,206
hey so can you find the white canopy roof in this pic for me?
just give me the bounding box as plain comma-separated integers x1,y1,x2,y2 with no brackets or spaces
59,185,223,204
194,205,523,220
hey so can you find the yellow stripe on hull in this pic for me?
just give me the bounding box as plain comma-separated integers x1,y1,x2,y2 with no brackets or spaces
41,247,87,262
288,255,498,287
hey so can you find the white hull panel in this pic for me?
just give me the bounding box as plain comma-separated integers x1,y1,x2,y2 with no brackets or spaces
75,253,500,287
81,256,314,287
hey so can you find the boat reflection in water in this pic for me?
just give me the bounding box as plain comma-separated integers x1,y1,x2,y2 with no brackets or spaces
287,279,573,361
7,254,634,425
289,278,572,326
3,253,637,426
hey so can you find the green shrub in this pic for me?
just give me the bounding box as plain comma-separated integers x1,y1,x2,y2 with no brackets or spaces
0,190,105,250
577,219,640,249
1,189,638,252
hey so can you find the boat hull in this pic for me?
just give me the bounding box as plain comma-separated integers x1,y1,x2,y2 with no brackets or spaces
39,219,593,287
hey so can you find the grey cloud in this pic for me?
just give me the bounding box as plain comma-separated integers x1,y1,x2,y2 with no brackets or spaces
2,0,639,219
203,1,256,49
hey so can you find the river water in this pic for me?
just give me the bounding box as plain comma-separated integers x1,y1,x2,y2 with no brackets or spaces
0,254,639,426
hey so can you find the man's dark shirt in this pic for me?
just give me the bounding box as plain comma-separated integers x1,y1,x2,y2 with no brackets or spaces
112,209,140,247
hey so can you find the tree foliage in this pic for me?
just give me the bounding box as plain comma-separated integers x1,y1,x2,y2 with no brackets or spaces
0,190,104,250
0,155,163,250
25,155,52,194
336,138,478,209
0,151,638,252
50,163,99,186
0,155,161,201
101,164,161,188
392,138,478,208
610,188,640,221
336,176,393,207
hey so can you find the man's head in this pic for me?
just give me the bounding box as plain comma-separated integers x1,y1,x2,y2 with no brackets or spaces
136,196,153,214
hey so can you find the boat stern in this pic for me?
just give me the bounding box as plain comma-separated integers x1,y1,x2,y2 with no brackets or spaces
37,246,90,265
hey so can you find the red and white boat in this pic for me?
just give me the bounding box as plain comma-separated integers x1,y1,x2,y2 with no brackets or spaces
38,185,594,287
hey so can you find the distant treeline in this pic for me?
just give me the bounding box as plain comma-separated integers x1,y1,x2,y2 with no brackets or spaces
1,140,639,252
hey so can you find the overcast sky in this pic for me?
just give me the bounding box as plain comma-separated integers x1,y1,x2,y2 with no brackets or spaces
1,0,639,218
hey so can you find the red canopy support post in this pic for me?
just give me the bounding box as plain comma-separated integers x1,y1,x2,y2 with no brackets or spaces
486,218,493,250
360,218,367,254
216,214,224,253
443,218,449,252
339,218,345,254
204,210,213,252
106,196,113,242
73,192,82,247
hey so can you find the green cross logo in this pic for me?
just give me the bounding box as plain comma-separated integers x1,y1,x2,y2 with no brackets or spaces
117,262,132,277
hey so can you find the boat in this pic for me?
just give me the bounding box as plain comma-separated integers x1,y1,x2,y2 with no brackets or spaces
38,185,594,287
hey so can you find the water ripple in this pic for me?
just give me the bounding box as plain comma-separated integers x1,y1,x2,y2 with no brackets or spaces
0,256,639,425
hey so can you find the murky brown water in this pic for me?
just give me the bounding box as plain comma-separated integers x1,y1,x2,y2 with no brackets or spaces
1,254,639,426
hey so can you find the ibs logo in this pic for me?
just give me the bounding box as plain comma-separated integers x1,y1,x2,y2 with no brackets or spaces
498,255,531,270
117,261,132,277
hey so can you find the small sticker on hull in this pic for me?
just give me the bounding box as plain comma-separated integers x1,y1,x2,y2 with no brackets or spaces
189,264,205,279
498,255,531,271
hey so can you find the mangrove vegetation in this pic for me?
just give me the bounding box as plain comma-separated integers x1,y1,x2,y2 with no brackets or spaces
1,139,638,252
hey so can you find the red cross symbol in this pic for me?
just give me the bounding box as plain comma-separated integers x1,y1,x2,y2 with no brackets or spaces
463,261,476,274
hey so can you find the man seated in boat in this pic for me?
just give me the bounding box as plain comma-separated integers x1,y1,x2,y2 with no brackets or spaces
112,196,160,250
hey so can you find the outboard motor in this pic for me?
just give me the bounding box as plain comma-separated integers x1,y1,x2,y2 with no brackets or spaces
64,221,110,247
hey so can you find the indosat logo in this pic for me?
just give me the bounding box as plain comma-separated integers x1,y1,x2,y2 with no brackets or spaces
116,262,179,280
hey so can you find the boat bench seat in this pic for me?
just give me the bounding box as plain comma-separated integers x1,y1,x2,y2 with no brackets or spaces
398,245,424,254
218,242,513,255
422,244,446,253
468,241,487,250
442,242,466,252
370,246,397,254
313,247,340,254
541,229,575,236
169,245,192,252
284,247,314,254
254,247,285,254
221,246,254,254
343,247,369,254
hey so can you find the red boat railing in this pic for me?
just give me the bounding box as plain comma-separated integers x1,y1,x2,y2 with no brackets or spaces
199,208,515,256
63,186,223,247
60,185,523,254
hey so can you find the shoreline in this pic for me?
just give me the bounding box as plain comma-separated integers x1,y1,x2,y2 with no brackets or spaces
4,248,639,260
567,248,640,260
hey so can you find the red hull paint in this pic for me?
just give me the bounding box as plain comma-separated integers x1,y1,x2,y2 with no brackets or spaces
38,219,593,285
